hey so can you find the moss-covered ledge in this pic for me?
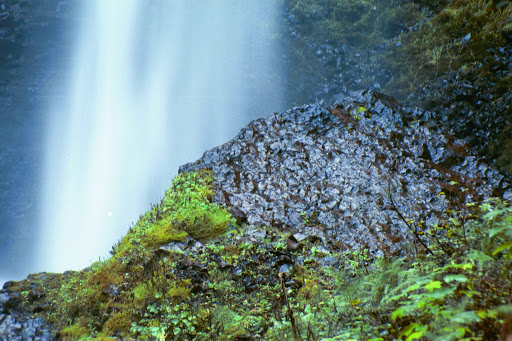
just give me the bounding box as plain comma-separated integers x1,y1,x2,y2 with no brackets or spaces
2,169,238,339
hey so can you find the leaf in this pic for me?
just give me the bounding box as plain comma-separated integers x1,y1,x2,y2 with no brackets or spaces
492,242,512,255
416,298,432,309
399,322,418,337
399,323,427,341
442,263,473,271
425,280,442,292
391,307,405,320
467,250,493,265
406,331,425,341
350,299,361,306
406,279,431,293
435,327,466,340
459,290,481,298
483,207,508,221
451,310,481,323
489,225,511,238
443,274,467,283
426,286,456,299
476,310,488,319
494,304,512,314
449,217,461,226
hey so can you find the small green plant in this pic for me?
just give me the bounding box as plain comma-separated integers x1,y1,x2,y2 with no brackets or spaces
480,198,512,258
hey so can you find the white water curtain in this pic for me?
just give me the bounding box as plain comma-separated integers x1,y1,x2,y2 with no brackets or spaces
39,0,283,272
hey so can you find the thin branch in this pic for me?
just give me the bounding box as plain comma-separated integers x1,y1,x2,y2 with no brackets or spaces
387,181,435,256
279,272,302,340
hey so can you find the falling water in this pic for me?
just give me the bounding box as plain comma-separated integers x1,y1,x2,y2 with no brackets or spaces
39,1,284,273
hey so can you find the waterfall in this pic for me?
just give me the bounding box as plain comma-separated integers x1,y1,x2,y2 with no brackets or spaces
39,0,284,273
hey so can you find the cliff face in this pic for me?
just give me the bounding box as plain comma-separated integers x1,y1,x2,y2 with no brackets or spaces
1,91,511,340
284,0,512,174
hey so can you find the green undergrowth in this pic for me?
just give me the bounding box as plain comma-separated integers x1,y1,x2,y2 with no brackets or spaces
4,169,237,339
4,169,512,339
265,199,512,340
288,0,422,49
287,0,512,102
383,0,512,100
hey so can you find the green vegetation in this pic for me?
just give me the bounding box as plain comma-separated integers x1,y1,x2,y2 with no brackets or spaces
5,170,237,339
383,0,512,100
288,0,512,101
265,197,512,340
3,2,512,339
4,167,512,339
288,0,422,49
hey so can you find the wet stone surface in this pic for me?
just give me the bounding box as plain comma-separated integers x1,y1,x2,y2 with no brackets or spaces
181,90,511,256
0,310,53,341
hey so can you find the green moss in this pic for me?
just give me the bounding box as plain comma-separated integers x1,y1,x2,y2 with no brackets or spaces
1,169,235,339
113,169,234,256
102,310,132,336
59,318,93,340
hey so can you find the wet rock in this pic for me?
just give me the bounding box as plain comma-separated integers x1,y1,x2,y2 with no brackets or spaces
159,237,204,254
0,301,53,341
0,293,7,313
291,233,307,242
321,256,337,267
278,263,292,274
286,240,302,251
460,33,471,44
159,241,187,253
181,90,511,257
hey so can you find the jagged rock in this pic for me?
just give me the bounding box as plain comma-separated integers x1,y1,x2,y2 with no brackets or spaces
181,90,511,256
0,312,53,341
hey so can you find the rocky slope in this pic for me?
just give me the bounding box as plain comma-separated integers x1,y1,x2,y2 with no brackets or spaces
1,91,511,340
181,90,510,256
284,0,512,174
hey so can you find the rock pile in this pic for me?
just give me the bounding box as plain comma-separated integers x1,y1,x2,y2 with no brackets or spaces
181,90,511,255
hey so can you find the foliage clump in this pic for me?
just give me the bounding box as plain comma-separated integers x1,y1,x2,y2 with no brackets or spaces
287,0,512,105
114,168,234,255
264,198,512,340
3,169,237,339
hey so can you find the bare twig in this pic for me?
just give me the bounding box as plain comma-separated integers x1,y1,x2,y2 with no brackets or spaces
387,181,435,256
279,272,302,340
